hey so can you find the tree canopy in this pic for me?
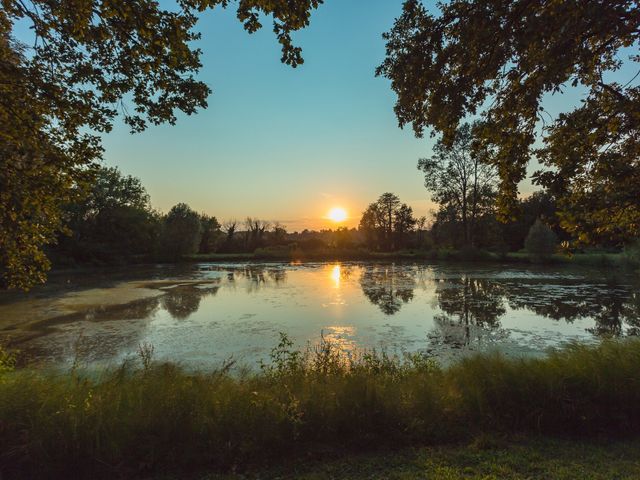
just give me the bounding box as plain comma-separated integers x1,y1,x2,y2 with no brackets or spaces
0,0,322,289
56,166,160,263
378,0,640,243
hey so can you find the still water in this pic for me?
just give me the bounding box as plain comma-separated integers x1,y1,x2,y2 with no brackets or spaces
1,262,638,368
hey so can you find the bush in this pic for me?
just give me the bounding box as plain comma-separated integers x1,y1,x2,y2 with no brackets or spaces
524,219,557,260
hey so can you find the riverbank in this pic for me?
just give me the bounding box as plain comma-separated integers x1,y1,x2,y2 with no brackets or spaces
186,249,638,268
1,338,639,479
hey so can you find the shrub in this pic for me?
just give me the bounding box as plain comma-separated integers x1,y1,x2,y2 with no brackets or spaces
524,219,557,260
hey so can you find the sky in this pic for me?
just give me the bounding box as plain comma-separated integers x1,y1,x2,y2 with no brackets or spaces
99,1,433,231
94,0,636,231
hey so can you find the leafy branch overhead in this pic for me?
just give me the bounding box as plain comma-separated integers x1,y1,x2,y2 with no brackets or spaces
378,0,640,242
0,0,322,289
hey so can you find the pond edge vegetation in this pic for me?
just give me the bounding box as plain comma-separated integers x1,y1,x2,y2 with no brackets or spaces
2,337,640,479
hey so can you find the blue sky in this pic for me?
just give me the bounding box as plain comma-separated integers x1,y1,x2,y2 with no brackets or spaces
91,1,637,231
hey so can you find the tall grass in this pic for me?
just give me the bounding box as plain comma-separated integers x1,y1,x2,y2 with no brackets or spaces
1,337,640,478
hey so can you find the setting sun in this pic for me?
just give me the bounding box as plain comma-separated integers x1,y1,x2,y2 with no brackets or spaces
327,207,348,223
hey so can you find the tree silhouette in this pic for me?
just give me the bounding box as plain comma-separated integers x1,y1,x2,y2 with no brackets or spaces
359,193,416,251
418,123,497,247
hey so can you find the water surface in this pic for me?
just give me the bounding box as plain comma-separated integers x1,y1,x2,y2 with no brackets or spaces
1,262,638,368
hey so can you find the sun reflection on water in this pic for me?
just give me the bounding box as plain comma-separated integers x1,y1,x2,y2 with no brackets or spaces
330,264,341,288
322,325,357,352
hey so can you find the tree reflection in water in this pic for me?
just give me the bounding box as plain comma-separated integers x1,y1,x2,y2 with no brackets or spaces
505,280,640,337
161,283,220,320
222,265,287,293
359,264,415,315
357,265,640,346
431,276,506,348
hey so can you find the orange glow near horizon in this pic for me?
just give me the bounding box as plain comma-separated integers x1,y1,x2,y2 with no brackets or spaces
327,207,348,223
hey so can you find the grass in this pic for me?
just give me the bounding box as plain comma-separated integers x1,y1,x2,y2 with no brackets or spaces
189,437,640,479
1,337,640,479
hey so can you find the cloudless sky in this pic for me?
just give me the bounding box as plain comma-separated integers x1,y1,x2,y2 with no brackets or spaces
98,0,637,231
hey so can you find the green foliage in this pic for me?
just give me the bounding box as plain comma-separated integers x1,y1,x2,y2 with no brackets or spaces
525,219,558,259
54,166,161,264
0,0,322,290
161,203,202,260
534,86,640,247
0,343,16,376
2,339,640,478
378,0,640,241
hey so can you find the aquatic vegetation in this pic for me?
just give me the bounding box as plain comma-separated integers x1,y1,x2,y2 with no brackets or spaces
1,337,640,478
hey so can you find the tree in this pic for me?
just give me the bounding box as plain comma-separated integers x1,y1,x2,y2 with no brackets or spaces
271,222,288,245
334,227,354,249
393,204,417,249
199,215,222,254
415,215,430,249
534,91,640,246
418,123,497,247
502,191,561,252
1,0,322,289
359,193,416,251
378,193,402,250
377,0,640,241
359,203,384,250
244,218,270,251
524,219,557,260
54,166,160,263
161,203,201,260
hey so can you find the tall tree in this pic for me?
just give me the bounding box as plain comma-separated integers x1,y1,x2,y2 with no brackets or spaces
0,0,322,289
359,193,416,251
418,123,497,247
377,0,640,243
378,193,401,250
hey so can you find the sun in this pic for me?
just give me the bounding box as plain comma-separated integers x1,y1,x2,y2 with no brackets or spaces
327,207,348,223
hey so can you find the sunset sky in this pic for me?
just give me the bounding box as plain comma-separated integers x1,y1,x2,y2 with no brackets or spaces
96,0,636,231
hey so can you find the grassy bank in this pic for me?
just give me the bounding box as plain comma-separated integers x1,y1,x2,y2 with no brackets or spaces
2,338,640,478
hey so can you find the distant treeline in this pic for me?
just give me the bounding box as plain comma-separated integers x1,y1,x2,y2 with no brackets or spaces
47,162,616,268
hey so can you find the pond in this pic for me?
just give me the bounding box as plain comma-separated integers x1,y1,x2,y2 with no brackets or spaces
0,261,638,369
